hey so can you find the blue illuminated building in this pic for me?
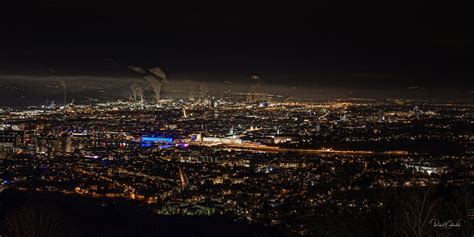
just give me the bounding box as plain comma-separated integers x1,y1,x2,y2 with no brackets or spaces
141,136,173,143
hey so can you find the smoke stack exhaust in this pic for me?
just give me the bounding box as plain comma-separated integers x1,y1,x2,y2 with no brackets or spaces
128,66,168,103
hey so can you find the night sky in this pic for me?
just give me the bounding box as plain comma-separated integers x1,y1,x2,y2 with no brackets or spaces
0,1,473,92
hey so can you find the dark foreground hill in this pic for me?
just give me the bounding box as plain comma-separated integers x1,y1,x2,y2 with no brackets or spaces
0,189,280,237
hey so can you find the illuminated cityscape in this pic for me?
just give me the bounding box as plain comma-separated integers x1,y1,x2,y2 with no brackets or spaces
0,96,472,236
0,2,473,237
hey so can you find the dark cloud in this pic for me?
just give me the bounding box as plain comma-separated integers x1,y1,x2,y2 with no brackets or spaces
0,1,472,96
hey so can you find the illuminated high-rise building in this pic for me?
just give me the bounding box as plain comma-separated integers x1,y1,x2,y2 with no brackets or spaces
178,164,189,190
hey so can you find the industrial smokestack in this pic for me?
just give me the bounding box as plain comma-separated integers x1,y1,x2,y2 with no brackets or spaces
185,81,197,101
136,86,144,103
248,75,263,103
129,84,137,101
49,67,67,106
59,80,67,106
128,65,168,103
147,67,167,102
129,83,145,102
145,76,162,103
199,83,209,97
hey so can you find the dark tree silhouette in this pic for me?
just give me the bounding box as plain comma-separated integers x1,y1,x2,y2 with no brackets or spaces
4,202,79,237
448,184,473,237
397,188,440,237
